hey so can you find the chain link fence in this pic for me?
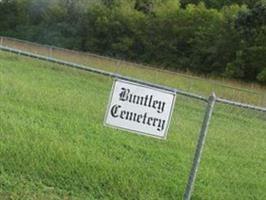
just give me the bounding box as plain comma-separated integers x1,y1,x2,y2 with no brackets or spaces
200,103,266,199
0,37,266,199
1,36,265,107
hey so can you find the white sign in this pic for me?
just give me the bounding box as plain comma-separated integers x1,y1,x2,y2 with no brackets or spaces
104,79,176,139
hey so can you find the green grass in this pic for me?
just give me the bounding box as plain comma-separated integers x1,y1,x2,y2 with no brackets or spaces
0,51,266,199
3,38,266,106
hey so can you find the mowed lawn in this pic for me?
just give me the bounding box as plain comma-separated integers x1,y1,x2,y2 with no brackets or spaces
0,51,266,200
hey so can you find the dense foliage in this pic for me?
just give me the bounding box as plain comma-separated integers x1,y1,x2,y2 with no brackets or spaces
0,0,266,83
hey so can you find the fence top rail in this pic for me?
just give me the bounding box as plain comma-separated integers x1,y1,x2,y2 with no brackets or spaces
1,35,265,96
1,44,266,113
0,45,208,102
216,97,266,112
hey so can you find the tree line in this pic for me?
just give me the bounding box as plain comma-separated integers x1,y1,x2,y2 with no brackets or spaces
0,0,266,83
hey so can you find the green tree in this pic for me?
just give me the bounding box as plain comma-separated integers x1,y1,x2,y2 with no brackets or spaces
228,1,266,81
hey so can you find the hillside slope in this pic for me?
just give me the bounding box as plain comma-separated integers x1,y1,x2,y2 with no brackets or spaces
0,51,266,199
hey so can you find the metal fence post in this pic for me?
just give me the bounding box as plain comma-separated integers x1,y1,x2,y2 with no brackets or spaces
49,47,52,58
183,92,216,200
262,94,266,107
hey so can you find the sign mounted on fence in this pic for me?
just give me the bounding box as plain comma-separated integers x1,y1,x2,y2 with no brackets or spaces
104,79,176,139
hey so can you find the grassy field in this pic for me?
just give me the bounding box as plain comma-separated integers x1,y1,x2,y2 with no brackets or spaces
0,50,266,200
2,37,266,106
